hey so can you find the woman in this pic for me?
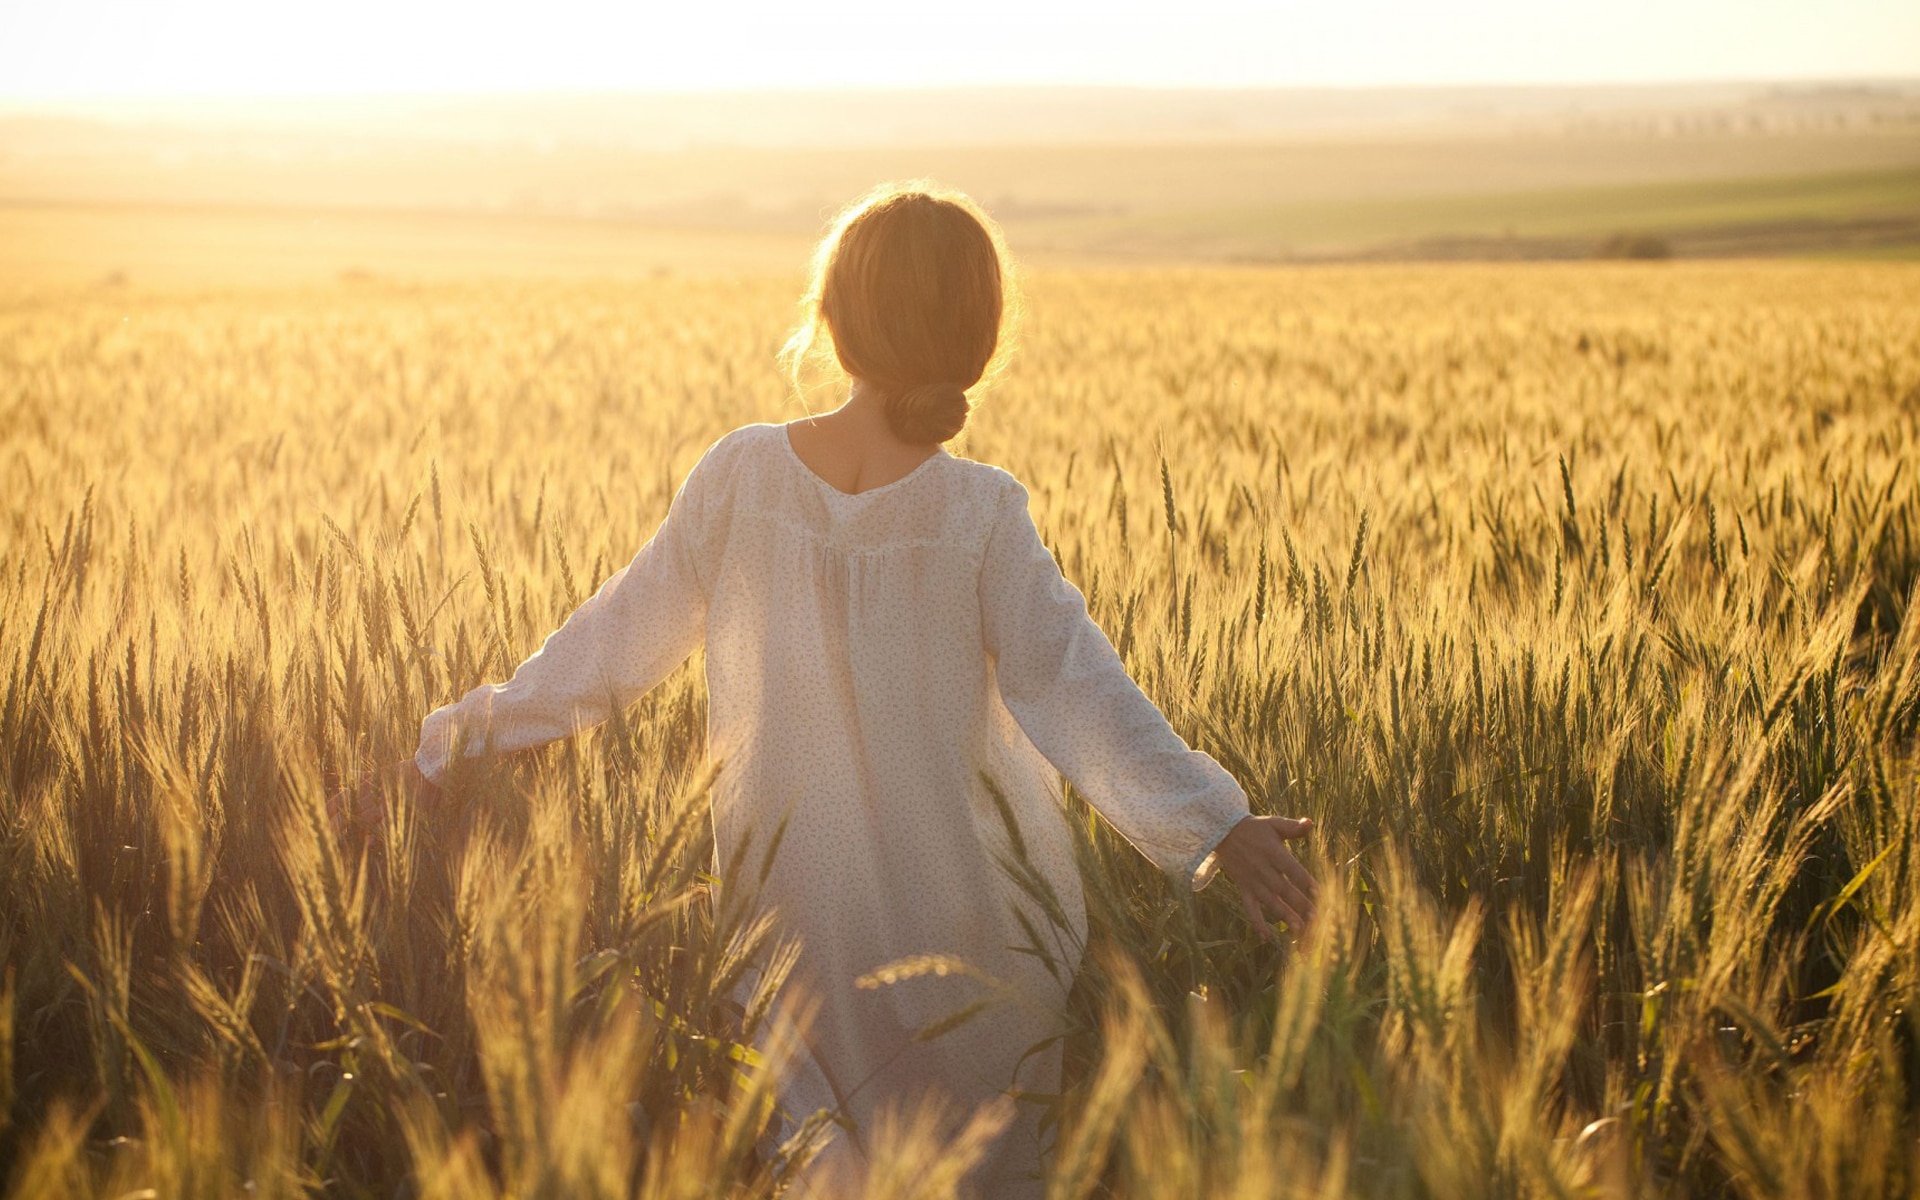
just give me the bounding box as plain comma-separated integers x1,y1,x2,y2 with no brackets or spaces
403,181,1319,1196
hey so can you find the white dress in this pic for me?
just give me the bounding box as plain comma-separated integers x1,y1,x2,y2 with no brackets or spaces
414,422,1250,1196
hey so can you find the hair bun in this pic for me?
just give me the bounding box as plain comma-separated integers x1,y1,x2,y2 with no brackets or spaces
885,381,971,444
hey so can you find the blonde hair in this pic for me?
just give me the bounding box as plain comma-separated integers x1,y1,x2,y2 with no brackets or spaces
778,180,1023,444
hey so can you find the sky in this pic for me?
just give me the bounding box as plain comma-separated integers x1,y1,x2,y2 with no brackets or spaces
1,0,1916,99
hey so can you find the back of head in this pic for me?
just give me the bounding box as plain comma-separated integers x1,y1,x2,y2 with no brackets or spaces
780,181,1021,444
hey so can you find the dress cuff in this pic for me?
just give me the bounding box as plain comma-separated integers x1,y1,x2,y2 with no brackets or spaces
414,702,461,787
413,742,447,789
1182,807,1250,893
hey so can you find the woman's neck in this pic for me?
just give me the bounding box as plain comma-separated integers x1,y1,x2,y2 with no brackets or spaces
800,379,902,442
786,378,942,494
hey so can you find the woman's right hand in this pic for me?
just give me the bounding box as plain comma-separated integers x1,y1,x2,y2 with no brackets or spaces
1213,814,1319,943
327,757,440,840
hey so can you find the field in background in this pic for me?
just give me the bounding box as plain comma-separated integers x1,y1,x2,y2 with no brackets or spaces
0,204,814,288
5,83,1920,286
3,261,1918,1197
7,157,1920,289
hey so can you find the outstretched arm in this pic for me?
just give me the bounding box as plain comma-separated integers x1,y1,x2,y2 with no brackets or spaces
413,448,717,786
979,478,1317,932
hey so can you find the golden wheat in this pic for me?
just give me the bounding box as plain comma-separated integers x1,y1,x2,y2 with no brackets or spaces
2,261,1918,1197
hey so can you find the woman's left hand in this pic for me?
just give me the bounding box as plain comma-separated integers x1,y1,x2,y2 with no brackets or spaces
1213,814,1319,943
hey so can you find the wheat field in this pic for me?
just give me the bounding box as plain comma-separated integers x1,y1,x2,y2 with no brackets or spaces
2,261,1918,1197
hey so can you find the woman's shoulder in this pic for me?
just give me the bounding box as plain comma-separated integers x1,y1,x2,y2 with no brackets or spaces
704,422,786,458
684,422,783,482
940,450,1031,508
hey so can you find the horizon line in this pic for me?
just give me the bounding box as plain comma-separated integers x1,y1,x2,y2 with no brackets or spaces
6,74,1920,107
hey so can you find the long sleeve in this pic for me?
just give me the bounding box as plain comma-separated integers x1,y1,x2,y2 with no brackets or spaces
413,445,718,785
979,479,1249,891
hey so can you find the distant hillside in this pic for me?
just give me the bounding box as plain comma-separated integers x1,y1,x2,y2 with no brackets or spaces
2,82,1918,283
7,81,1919,149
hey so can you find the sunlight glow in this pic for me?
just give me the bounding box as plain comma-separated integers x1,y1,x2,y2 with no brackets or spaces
2,0,1916,99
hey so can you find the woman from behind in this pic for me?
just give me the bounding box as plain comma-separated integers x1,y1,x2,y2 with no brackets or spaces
406,180,1321,1198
